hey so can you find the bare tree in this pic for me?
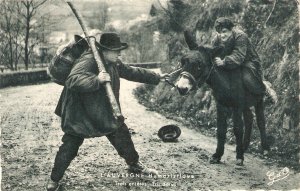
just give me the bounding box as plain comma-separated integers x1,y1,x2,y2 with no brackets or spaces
0,0,24,71
84,2,109,30
18,0,47,70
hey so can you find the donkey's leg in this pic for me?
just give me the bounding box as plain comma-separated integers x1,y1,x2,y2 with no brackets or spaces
210,104,228,164
243,107,253,151
233,108,244,165
255,98,270,154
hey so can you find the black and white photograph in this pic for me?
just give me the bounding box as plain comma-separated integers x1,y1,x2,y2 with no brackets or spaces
0,0,299,190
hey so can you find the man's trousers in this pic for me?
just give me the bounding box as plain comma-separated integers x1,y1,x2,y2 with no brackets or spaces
50,123,139,182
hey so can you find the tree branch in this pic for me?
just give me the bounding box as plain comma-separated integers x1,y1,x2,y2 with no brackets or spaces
33,0,47,9
264,0,277,28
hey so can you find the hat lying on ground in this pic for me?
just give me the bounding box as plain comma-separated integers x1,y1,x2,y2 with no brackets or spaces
158,125,181,142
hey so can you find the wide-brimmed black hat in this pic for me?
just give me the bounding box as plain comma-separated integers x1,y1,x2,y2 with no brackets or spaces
97,32,128,51
158,125,181,142
214,17,234,33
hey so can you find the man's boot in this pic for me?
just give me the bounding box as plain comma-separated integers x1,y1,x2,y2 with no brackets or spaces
128,162,159,176
46,179,60,191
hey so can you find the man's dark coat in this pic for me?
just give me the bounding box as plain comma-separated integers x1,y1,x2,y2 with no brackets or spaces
55,51,160,138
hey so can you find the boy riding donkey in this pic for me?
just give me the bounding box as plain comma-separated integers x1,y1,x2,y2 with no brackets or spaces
183,17,276,165
46,32,169,191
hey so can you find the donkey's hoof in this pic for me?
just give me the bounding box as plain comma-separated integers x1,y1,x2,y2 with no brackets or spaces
209,155,221,164
235,159,244,166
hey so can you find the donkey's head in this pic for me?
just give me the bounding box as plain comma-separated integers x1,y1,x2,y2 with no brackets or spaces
175,46,222,95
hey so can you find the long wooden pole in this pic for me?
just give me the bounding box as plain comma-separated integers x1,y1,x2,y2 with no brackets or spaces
67,2,124,128
297,0,300,165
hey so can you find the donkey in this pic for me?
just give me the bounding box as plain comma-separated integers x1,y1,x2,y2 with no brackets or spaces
175,47,270,165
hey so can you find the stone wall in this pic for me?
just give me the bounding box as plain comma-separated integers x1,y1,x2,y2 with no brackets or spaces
0,69,50,88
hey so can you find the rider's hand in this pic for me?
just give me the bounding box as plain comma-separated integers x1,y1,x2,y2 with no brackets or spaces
214,57,225,66
98,72,111,84
160,73,170,82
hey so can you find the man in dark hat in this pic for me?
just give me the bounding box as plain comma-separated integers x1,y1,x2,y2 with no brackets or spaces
46,32,168,191
212,17,266,95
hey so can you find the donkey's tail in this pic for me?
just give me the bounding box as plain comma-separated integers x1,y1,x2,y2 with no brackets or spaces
263,80,278,104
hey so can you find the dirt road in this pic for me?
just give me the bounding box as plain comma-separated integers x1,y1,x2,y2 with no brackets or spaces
1,80,299,191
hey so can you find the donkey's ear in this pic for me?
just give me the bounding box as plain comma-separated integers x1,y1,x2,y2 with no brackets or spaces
184,30,198,50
